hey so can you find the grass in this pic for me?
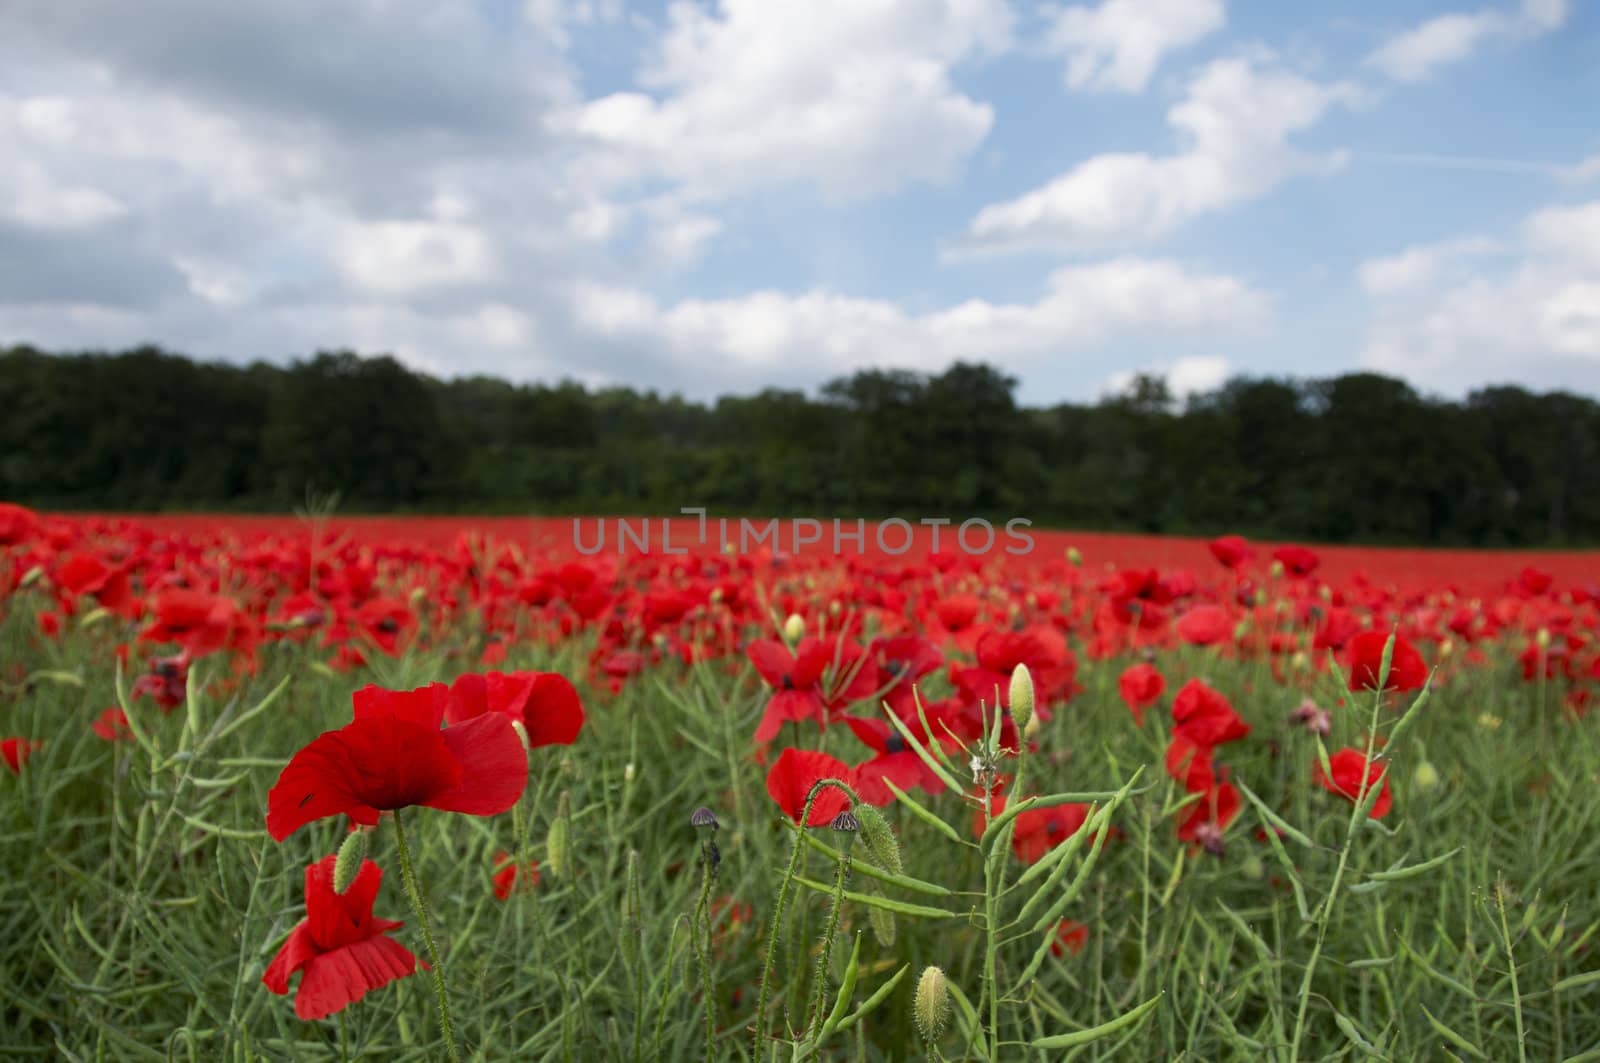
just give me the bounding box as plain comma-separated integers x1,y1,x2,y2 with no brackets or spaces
3,594,1600,1061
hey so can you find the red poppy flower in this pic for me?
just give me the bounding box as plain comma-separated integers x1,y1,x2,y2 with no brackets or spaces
491,850,541,900
2,737,41,774
0,503,41,546
1171,679,1250,748
952,625,1073,716
444,670,585,748
1315,748,1392,819
871,635,944,716
844,714,946,803
764,747,853,827
748,638,834,744
141,589,243,658
1208,535,1252,571
131,653,189,713
1272,545,1320,578
1176,605,1232,647
266,681,529,841
92,707,134,742
1009,801,1092,865
262,854,421,1020
1118,663,1166,726
1177,779,1241,854
1344,631,1427,694
1164,735,1214,793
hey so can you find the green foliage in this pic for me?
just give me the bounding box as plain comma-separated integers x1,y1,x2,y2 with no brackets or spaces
4,602,1600,1059
5,345,1599,543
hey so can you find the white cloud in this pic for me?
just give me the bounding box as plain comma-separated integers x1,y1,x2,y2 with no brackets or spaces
560,0,1011,200
1044,0,1225,94
1362,200,1600,392
573,258,1268,382
958,57,1357,255
2,161,127,229
1367,0,1569,83
333,220,496,295
1358,236,1499,295
1104,354,1230,398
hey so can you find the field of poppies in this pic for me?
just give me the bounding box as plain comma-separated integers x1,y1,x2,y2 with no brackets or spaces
2,503,1598,1061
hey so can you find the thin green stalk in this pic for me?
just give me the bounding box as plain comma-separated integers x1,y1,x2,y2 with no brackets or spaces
1495,878,1528,1063
693,846,717,1061
392,810,461,1063
1286,669,1385,1060
805,850,851,1040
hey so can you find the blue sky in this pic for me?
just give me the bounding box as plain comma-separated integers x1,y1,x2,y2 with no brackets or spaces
1,0,1596,404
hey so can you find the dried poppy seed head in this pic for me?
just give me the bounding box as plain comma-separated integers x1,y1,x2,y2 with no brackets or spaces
829,810,859,834
690,806,720,831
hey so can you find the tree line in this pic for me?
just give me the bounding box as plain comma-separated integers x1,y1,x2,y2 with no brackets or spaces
2,344,1596,546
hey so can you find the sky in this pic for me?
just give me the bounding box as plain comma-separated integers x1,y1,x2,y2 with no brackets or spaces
1,0,1597,406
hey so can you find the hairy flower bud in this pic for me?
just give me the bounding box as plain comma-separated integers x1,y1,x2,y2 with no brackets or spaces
332,828,368,894
783,613,805,643
1008,663,1035,731
914,965,951,1043
546,792,571,879
853,805,901,877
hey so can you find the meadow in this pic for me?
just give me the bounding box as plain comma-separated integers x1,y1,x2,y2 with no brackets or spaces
2,505,1598,1061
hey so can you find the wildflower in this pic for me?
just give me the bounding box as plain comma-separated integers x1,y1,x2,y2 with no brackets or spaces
262,854,421,1020
1117,663,1165,726
764,747,853,826
266,681,528,841
1344,631,1428,694
1314,748,1392,819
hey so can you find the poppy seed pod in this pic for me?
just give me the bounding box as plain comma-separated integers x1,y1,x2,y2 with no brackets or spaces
829,809,859,835
332,828,368,895
690,806,720,831
914,965,951,1043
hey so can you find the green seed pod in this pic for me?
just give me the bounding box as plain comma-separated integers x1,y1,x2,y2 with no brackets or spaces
1008,663,1035,731
547,791,572,879
853,805,902,877
866,889,896,947
332,829,367,894
914,965,950,1043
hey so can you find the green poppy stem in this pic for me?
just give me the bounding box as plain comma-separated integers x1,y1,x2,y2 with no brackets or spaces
392,810,461,1063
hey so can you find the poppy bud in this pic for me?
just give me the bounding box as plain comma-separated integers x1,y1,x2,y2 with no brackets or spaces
1008,663,1034,731
624,762,636,782
1270,560,1284,578
854,805,901,877
408,586,426,608
1024,711,1042,741
332,828,368,894
1242,853,1265,881
19,565,44,589
1413,759,1440,792
79,606,110,628
619,850,642,968
783,613,805,643
914,965,951,1043
1066,547,1082,566
1536,629,1552,649
547,792,571,879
